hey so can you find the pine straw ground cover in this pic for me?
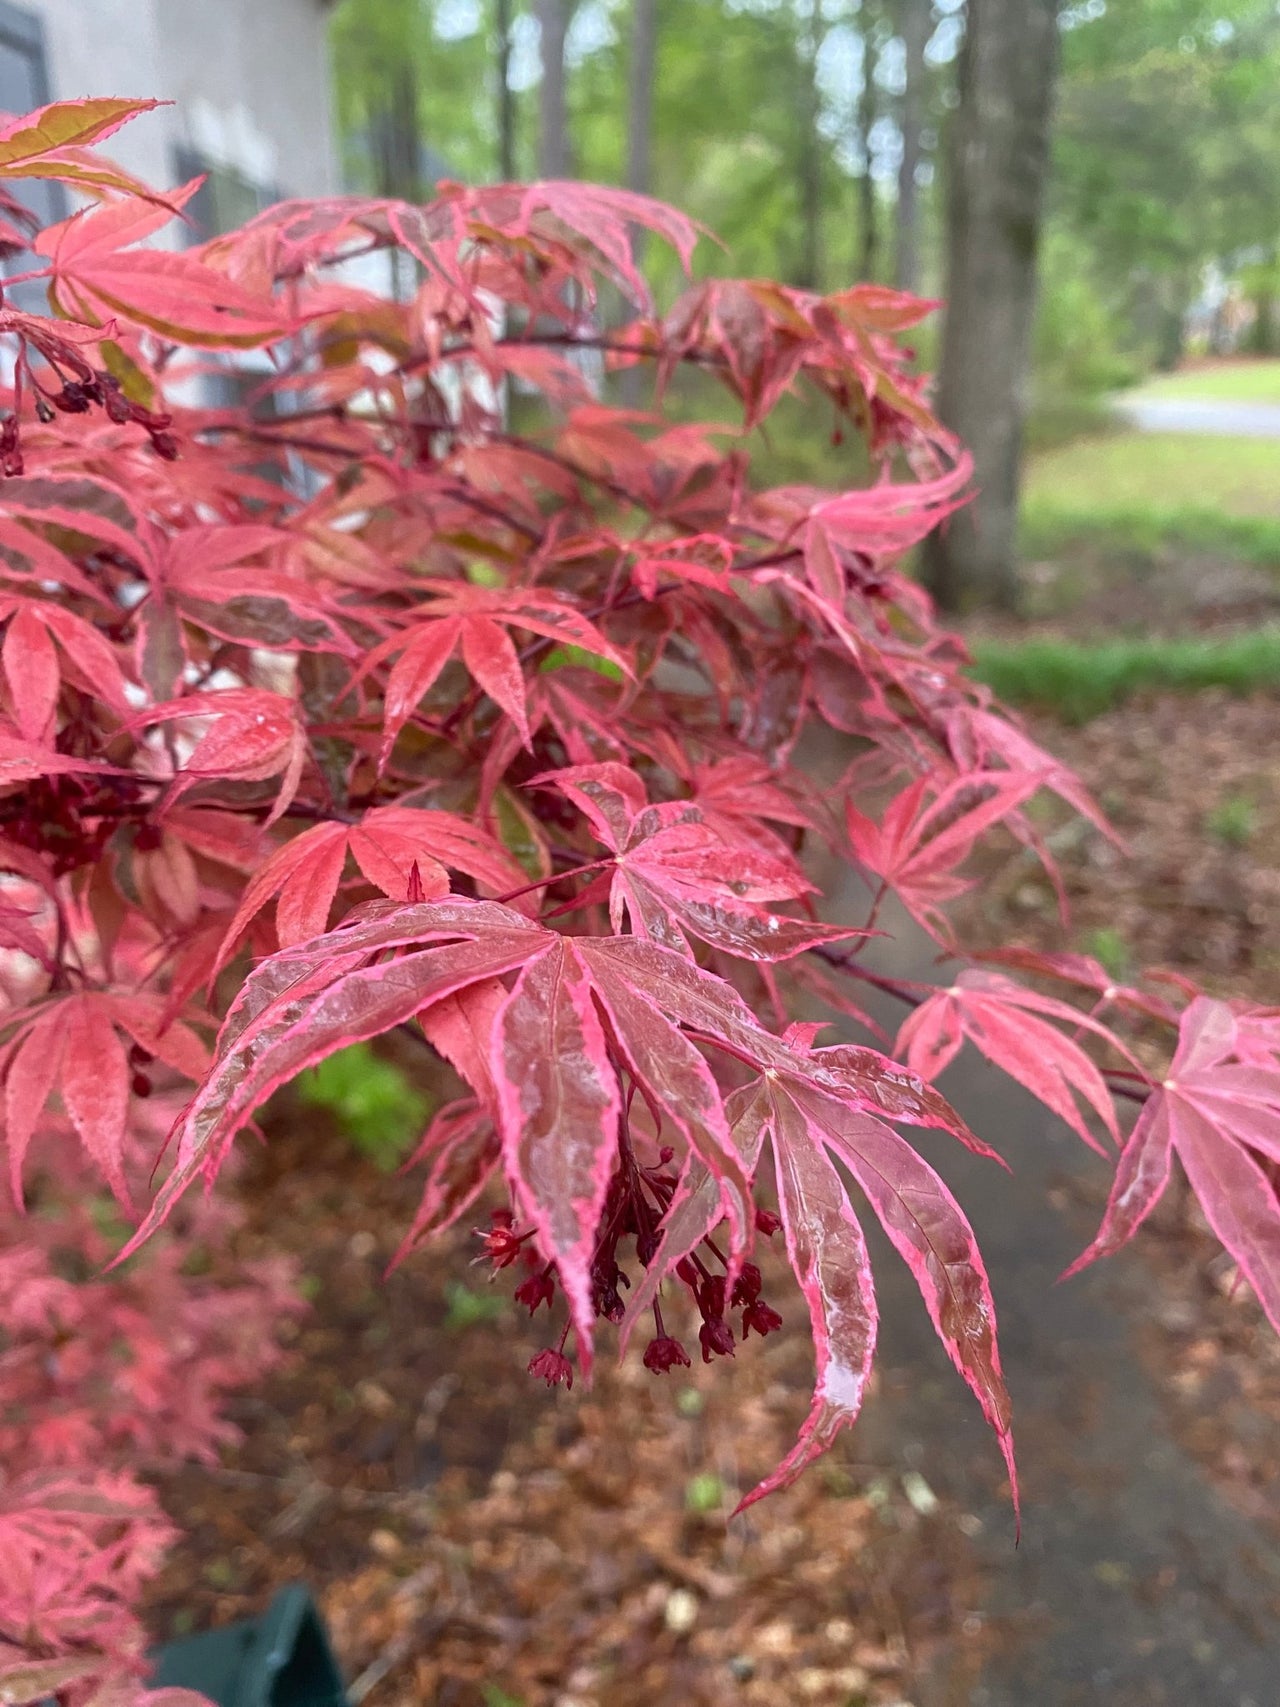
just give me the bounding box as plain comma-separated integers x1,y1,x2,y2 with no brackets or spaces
953,688,1280,1538
145,1112,989,1707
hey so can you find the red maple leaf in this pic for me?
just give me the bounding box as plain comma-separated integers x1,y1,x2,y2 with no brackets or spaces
543,761,860,960
898,968,1127,1153
360,582,630,758
846,771,1047,937
1067,998,1280,1333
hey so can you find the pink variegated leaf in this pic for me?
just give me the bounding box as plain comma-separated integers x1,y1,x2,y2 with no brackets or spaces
389,1100,501,1268
805,1087,1018,1518
117,901,547,1260
899,971,1123,1154
736,1084,878,1512
847,771,1046,937
543,762,862,962
212,806,527,972
0,97,163,171
36,181,287,347
619,1078,772,1351
372,587,629,761
373,617,461,769
2,1012,66,1205
1176,1106,1280,1334
1069,999,1280,1332
459,613,532,747
0,736,124,784
418,978,508,1107
803,1041,1006,1165
493,936,620,1370
584,945,751,1252
57,996,132,1209
2,607,59,743
1062,1096,1174,1282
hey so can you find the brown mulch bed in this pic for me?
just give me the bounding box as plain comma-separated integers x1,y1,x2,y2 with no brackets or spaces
953,686,1280,1531
967,690,1280,989
146,1116,989,1707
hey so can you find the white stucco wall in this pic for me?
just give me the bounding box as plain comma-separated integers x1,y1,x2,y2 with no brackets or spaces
16,0,336,201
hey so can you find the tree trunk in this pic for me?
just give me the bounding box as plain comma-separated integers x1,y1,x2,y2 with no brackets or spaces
371,57,420,202
856,16,881,282
626,0,657,201
920,0,1059,612
536,0,572,179
796,0,823,291
371,56,421,300
496,0,516,180
620,0,659,404
893,0,930,293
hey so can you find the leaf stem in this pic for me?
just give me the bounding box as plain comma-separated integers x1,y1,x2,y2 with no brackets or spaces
492,857,608,906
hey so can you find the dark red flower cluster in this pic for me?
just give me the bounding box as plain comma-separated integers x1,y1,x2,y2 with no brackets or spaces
482,1142,784,1385
0,310,178,473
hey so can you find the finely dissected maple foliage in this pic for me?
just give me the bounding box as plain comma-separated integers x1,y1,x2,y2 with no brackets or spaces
1,95,1279,1704
0,1120,296,1705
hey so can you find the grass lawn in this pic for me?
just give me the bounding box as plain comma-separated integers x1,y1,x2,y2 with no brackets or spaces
969,628,1280,723
1124,359,1280,406
1025,431,1280,519
1021,431,1280,567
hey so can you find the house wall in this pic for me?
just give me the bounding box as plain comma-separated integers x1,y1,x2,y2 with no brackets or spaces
12,0,336,202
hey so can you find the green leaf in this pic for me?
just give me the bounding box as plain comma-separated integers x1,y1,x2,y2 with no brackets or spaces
539,644,625,682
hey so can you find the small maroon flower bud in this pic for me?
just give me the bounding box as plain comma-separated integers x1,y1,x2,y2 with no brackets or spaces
56,382,89,413
675,1257,699,1287
514,1271,554,1314
657,1146,674,1165
35,396,55,423
742,1298,783,1338
131,1071,152,1099
755,1208,782,1238
731,1262,762,1307
592,1277,625,1322
149,429,179,460
528,1347,573,1389
473,1214,525,1269
1,415,23,476
698,1276,726,1320
699,1317,735,1363
643,1334,691,1374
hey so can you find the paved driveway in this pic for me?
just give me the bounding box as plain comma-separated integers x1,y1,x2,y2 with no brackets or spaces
1116,395,1280,438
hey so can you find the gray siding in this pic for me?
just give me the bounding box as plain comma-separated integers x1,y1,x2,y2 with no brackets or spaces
16,0,335,204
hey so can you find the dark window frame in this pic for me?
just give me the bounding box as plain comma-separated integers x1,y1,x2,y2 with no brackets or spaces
172,145,279,246
0,0,45,60
0,1,66,316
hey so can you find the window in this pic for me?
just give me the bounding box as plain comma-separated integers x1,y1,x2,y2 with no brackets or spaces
173,148,276,243
0,2,64,314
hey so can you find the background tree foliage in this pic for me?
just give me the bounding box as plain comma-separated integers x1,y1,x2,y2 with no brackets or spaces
329,0,1280,375
326,0,1280,605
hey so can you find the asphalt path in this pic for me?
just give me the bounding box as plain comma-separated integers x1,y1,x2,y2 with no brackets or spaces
809,876,1280,1706
1114,395,1280,438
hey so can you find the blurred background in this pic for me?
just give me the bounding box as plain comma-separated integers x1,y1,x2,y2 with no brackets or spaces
7,2,1277,1703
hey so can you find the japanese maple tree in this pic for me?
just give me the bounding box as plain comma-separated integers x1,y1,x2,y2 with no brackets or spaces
2,96,1279,1705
